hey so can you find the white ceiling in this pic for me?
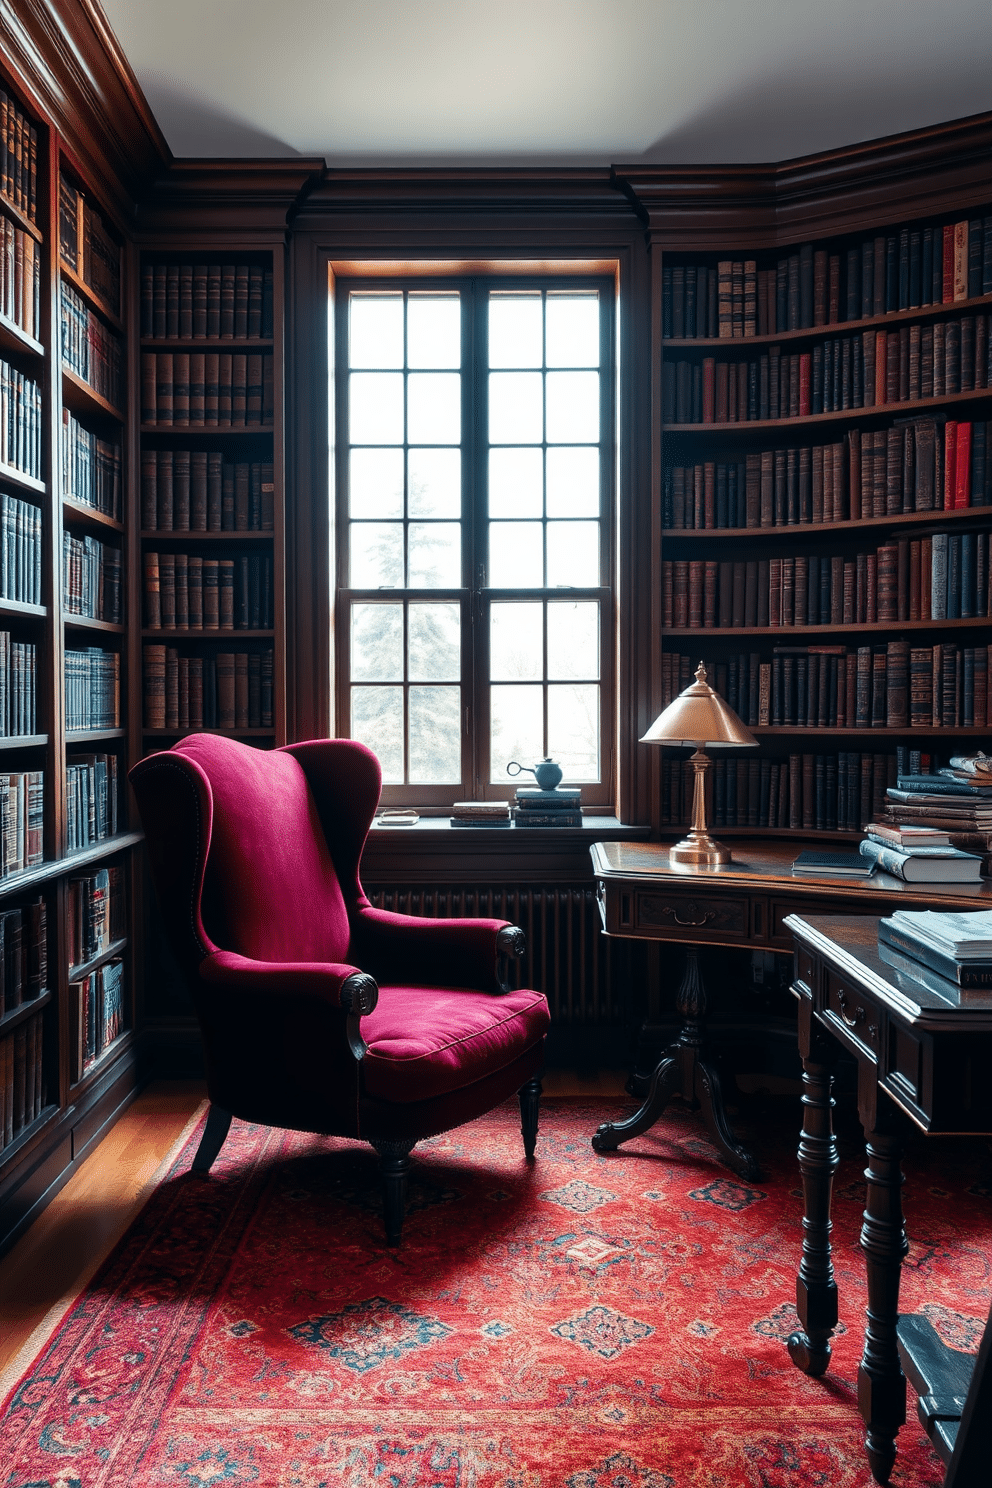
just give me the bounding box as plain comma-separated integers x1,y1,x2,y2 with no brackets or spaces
98,0,992,167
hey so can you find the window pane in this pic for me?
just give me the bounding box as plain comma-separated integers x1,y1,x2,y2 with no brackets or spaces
350,372,404,444
490,601,543,681
352,603,403,680
546,293,599,368
489,294,542,369
350,522,404,587
408,448,461,518
546,447,599,518
350,294,403,369
407,294,461,369
489,448,543,518
490,684,543,782
408,371,461,445
490,521,543,587
549,683,599,781
352,686,404,782
408,522,461,587
546,521,599,586
409,686,461,782
546,371,599,443
548,601,599,679
350,448,403,518
409,602,460,680
489,372,543,444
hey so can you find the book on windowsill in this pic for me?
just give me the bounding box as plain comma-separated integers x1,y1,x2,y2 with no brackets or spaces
450,802,511,828
514,787,581,805
514,812,584,828
859,838,982,882
791,850,873,877
879,915,992,990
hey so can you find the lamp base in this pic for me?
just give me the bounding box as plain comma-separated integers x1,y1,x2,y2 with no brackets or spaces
669,831,732,867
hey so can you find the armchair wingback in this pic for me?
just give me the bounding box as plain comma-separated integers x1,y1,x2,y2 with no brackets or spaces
129,734,550,1244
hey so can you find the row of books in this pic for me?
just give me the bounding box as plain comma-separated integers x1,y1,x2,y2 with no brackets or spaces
662,219,992,339
450,788,583,829
662,750,897,833
140,262,274,341
661,534,990,631
140,351,274,427
60,281,122,409
0,90,38,223
140,452,274,532
878,909,992,997
70,959,124,1082
0,771,43,878
0,214,39,339
0,634,36,737
68,865,125,970
0,359,41,479
62,409,121,520
663,420,990,530
663,316,991,424
0,492,41,603
0,896,46,1015
879,769,992,844
143,646,274,730
858,823,983,884
0,1010,46,1148
62,532,121,624
65,754,119,853
144,552,273,631
64,648,119,732
58,174,121,316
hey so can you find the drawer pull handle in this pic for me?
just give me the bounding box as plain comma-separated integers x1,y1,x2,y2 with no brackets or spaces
837,990,864,1028
663,905,716,928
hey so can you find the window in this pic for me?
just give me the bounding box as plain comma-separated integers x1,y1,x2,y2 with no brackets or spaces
333,276,614,807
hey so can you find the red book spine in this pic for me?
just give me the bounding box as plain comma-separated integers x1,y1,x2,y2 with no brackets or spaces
942,224,954,304
954,421,971,509
701,358,715,422
874,331,887,405
798,353,811,415
943,422,957,509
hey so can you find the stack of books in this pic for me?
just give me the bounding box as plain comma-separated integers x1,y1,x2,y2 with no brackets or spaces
450,802,511,829
878,911,992,998
859,821,983,882
514,786,582,828
877,759,992,873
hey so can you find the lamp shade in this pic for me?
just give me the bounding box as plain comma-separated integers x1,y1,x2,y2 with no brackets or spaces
640,662,756,748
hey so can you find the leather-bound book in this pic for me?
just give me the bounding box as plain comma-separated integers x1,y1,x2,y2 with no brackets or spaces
954,422,972,508
703,560,718,628
248,654,262,727
731,562,745,629
164,264,179,337
743,561,757,627
202,560,219,630
192,659,206,730
759,450,773,526
158,553,176,630
773,449,787,524
143,645,166,729
693,465,705,527
173,552,188,630
813,249,828,326
743,260,757,337
187,555,203,629
204,352,219,425
141,449,157,530
671,266,684,339
672,561,689,628
143,552,160,629
220,264,236,337
141,353,156,424
234,264,249,338
219,560,235,630
232,353,247,425
828,254,840,325
216,653,236,728
191,451,208,530
731,259,744,337
193,263,208,337
177,656,190,730
173,448,190,530
156,449,173,530
701,358,714,422
190,352,205,423
156,352,173,425
218,353,232,425
768,557,782,627
687,560,704,628
234,652,249,727
717,562,733,627
909,540,922,620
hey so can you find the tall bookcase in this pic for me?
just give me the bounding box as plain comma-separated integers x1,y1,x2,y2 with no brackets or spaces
616,131,992,844
0,68,142,1250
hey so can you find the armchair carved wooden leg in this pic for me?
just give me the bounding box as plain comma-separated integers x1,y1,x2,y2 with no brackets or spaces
518,1076,542,1160
372,1138,417,1247
190,1104,232,1174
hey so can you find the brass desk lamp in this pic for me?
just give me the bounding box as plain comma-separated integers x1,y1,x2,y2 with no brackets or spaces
641,661,757,867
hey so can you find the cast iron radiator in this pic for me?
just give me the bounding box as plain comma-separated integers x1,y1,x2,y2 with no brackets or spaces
364,884,621,1025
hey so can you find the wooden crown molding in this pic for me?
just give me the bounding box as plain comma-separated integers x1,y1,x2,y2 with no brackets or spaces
137,158,327,236
0,0,169,223
613,110,992,249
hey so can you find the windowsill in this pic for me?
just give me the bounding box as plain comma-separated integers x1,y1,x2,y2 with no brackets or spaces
369,815,646,837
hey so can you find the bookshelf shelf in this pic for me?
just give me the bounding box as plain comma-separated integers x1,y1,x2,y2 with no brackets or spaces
0,1105,61,1166
69,1028,134,1094
62,499,124,533
0,733,47,749
59,261,123,332
664,290,992,350
749,725,992,738
0,988,53,1038
0,834,142,905
140,338,274,351
663,506,992,543
66,727,126,743
62,366,123,423
140,424,275,436
142,726,275,738
666,387,992,437
139,529,272,542
0,195,42,243
0,314,44,360
666,617,992,639
0,464,46,497
68,936,129,983
141,628,274,639
64,616,125,635
0,598,45,620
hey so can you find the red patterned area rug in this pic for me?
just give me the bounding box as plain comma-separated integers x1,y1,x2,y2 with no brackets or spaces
2,1097,991,1487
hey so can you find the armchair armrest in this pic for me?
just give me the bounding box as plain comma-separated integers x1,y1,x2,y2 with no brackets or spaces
199,951,378,1058
352,906,526,994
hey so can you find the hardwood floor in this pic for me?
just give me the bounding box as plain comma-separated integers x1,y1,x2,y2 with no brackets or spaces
0,1070,627,1384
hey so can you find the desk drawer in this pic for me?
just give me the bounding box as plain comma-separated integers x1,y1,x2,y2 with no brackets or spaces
823,969,880,1063
635,889,748,941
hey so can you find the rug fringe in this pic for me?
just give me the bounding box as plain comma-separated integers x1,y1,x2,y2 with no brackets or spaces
0,1097,209,1404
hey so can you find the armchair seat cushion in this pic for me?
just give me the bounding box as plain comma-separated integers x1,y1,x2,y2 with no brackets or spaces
361,985,550,1103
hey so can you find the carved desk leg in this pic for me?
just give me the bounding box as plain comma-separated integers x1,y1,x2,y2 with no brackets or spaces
788,1035,840,1377
594,950,759,1180
858,1118,909,1485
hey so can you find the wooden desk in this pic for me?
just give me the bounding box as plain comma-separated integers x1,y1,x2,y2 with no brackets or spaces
785,913,992,1486
589,840,992,1177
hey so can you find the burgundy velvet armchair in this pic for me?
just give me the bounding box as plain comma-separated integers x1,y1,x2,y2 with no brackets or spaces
129,734,550,1244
